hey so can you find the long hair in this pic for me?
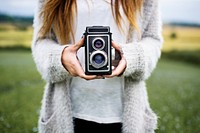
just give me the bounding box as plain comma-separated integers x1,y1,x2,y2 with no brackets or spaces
38,0,143,44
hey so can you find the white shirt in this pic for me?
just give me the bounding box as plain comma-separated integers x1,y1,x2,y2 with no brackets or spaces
70,0,129,123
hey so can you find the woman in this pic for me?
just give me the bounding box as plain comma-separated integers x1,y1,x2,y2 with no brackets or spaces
32,0,163,133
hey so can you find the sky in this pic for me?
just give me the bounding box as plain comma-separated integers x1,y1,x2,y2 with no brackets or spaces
0,0,200,24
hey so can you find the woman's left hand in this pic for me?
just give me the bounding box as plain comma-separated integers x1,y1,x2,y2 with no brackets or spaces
104,41,127,78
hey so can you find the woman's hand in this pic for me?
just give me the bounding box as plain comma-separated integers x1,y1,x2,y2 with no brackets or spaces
61,38,99,80
105,41,127,78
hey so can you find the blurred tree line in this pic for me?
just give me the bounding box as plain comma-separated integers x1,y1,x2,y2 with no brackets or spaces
0,13,33,31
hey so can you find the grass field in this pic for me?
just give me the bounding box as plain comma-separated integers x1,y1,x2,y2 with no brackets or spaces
0,24,33,48
162,26,200,51
0,51,44,133
147,59,200,133
0,51,200,133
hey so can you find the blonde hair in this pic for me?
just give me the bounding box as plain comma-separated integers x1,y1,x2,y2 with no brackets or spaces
39,0,143,44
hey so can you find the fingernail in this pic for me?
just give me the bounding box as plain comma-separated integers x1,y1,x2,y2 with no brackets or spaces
96,76,102,79
81,35,85,38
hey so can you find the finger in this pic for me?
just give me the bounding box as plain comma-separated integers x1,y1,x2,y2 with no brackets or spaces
73,58,97,80
81,74,97,80
78,69,97,80
74,37,85,51
96,76,104,79
112,41,121,51
105,58,126,78
112,41,124,57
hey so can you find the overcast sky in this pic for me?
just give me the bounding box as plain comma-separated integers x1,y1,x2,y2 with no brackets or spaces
0,0,200,24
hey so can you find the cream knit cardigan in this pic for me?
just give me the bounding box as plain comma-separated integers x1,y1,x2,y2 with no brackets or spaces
32,0,163,132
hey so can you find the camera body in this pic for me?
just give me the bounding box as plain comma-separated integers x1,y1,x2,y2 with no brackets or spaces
84,26,112,75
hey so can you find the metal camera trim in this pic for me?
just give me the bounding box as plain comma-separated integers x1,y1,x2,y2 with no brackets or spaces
86,34,111,73
90,50,108,69
92,37,105,51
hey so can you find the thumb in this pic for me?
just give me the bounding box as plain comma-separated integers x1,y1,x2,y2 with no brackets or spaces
74,37,85,51
112,41,121,51
112,41,124,57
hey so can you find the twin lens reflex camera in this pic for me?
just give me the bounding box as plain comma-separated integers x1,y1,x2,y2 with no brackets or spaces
83,26,112,75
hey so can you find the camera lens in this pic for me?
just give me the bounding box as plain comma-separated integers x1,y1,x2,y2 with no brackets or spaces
90,51,108,69
94,40,103,49
92,37,105,50
93,53,105,65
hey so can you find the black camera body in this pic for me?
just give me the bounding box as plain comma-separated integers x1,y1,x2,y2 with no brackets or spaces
84,26,112,75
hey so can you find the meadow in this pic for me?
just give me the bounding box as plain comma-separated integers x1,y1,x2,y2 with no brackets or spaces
0,24,33,48
0,23,200,133
162,25,200,51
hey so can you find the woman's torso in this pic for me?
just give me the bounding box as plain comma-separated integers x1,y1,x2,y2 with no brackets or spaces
70,0,130,123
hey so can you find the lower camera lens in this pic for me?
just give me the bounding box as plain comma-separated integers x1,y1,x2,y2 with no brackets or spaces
90,51,108,69
93,53,105,65
92,37,105,50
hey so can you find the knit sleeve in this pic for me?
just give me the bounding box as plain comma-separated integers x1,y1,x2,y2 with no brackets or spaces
31,0,70,83
122,0,163,81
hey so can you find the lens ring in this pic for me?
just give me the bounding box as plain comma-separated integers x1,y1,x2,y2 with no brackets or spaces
90,51,108,69
92,37,105,50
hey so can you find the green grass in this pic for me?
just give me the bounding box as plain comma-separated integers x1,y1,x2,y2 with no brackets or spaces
162,50,200,66
147,59,200,133
0,51,44,133
0,51,200,133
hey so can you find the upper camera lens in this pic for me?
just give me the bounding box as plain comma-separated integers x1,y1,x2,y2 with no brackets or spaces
94,40,103,49
92,37,105,50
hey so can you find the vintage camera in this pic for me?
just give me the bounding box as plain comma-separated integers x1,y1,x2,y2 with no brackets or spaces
84,26,112,75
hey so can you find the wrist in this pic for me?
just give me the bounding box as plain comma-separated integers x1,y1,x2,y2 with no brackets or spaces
61,45,70,71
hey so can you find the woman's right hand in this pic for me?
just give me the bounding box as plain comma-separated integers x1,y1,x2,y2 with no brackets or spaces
61,38,98,80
